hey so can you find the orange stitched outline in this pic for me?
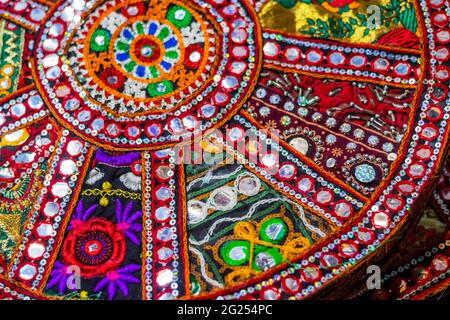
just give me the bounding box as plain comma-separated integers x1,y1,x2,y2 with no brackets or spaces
63,0,222,118
77,0,219,116
0,84,35,104
140,153,147,299
0,274,58,300
105,17,187,85
1,112,50,137
177,156,191,298
410,276,450,300
34,0,55,7
0,0,54,32
207,211,309,287
33,1,264,151
0,84,50,138
0,13,38,32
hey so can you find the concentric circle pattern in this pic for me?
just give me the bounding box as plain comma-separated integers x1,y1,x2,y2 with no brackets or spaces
34,0,262,149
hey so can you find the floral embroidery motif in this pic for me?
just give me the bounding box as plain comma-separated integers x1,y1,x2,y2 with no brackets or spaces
61,217,127,278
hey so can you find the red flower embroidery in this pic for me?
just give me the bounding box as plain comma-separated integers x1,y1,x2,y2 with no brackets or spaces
61,218,126,278
184,44,204,69
100,67,125,90
120,3,146,18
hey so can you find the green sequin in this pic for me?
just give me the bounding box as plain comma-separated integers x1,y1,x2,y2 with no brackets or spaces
259,218,288,244
167,5,193,28
124,61,136,73
157,26,170,41
147,80,174,97
220,240,250,266
190,277,201,295
136,22,145,35
116,41,129,52
149,66,159,78
165,50,179,59
90,28,111,52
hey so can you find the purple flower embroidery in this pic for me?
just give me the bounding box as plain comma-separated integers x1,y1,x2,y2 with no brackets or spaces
69,201,98,230
46,261,73,294
115,199,142,245
93,264,141,300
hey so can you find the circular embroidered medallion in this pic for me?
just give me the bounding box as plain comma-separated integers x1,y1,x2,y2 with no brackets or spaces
34,0,262,149
61,218,126,278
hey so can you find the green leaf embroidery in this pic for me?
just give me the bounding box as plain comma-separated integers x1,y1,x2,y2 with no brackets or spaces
399,6,418,32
